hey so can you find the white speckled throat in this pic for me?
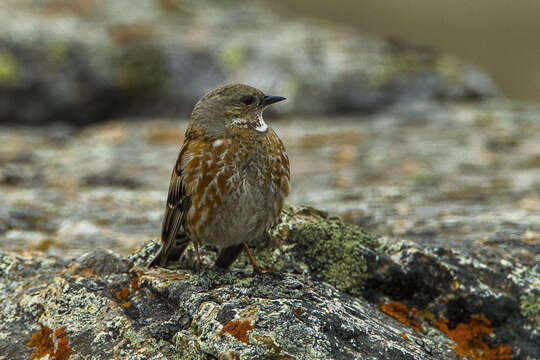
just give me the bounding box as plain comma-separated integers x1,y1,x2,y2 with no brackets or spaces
255,112,268,133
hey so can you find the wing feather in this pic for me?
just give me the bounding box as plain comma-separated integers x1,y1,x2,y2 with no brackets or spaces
157,141,192,265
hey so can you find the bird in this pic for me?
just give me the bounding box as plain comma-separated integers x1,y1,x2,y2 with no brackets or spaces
149,84,290,274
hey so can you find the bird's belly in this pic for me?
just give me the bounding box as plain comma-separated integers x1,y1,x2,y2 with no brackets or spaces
198,178,277,248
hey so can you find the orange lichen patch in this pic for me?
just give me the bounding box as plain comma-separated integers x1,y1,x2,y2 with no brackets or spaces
115,287,130,301
399,333,410,341
27,325,71,360
378,301,424,332
53,326,72,360
27,325,53,359
54,327,67,339
115,272,143,305
436,314,512,360
131,271,143,291
220,320,255,344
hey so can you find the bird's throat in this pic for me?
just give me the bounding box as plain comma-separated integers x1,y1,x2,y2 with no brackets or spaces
254,113,268,133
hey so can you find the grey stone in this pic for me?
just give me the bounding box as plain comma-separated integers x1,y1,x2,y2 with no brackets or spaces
0,248,458,360
0,0,497,125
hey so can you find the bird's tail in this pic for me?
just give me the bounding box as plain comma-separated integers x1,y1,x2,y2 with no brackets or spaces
148,235,190,267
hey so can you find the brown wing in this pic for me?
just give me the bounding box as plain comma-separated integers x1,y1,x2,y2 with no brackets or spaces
156,141,192,266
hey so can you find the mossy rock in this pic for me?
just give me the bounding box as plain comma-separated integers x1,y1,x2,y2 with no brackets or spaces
233,204,379,296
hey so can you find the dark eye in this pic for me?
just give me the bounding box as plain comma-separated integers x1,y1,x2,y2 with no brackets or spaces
242,95,254,105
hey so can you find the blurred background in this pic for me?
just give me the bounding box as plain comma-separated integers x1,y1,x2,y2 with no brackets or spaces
273,0,540,104
0,0,538,261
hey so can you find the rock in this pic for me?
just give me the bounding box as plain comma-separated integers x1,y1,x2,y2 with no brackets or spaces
1,247,457,360
1,203,537,359
71,249,130,275
82,173,144,189
235,204,379,296
0,73,538,358
0,0,497,124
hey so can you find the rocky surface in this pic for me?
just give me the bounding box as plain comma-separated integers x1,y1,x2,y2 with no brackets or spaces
1,248,453,360
0,203,536,359
1,98,539,358
0,0,496,124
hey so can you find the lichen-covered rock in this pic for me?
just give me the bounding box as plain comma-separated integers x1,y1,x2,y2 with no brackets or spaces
1,201,537,359
0,248,459,360
0,0,496,124
234,205,379,295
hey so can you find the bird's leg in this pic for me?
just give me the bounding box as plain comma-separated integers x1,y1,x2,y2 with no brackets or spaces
242,242,262,275
215,244,243,269
194,243,201,272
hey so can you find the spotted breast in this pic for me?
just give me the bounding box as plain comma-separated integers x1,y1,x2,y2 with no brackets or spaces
180,128,290,249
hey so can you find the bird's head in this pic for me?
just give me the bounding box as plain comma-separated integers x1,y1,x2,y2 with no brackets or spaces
190,84,285,137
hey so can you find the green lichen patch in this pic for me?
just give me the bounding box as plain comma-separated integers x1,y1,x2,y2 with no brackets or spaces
187,268,247,289
234,205,379,296
520,292,540,320
281,205,378,295
0,52,19,85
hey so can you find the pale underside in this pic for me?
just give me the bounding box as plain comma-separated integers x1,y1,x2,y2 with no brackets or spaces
180,129,289,249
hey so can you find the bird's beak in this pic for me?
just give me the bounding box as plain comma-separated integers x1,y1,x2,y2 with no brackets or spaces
262,95,286,106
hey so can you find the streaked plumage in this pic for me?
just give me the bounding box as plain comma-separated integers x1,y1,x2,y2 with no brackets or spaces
150,84,289,273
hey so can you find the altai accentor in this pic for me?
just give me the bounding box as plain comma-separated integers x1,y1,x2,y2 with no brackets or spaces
150,84,290,274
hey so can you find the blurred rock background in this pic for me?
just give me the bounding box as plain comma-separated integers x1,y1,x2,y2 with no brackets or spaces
0,1,539,359
273,0,540,105
0,0,498,125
